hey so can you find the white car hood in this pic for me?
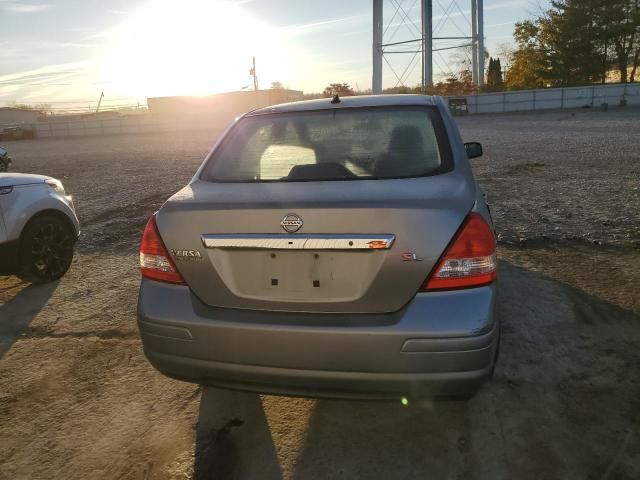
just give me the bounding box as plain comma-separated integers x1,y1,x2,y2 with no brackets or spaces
0,173,51,188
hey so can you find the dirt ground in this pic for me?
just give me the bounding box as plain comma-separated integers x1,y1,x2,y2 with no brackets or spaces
1,108,639,479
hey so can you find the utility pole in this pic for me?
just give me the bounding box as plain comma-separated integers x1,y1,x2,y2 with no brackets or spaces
96,91,104,113
250,57,259,91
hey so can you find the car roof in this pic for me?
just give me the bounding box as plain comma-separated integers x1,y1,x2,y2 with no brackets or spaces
247,94,442,116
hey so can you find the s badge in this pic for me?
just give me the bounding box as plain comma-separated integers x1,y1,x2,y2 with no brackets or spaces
401,252,423,262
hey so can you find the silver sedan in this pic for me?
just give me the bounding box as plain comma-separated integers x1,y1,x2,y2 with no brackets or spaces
137,94,499,399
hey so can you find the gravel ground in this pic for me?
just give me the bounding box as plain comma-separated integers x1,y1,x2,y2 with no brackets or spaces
458,108,640,248
1,108,639,479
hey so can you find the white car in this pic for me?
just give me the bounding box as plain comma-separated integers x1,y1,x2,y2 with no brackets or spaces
0,173,79,283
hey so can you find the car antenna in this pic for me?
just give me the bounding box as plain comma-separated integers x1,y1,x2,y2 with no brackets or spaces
331,94,341,104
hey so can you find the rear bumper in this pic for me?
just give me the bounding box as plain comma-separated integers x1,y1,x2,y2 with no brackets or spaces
137,279,499,399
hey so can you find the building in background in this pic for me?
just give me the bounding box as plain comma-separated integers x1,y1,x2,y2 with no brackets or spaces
8,88,307,139
0,108,42,125
147,89,304,125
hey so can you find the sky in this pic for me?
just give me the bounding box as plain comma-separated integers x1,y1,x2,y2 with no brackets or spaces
0,0,548,109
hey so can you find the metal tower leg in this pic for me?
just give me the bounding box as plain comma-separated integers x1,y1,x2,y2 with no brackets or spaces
373,0,383,94
471,0,478,86
373,0,481,91
421,0,433,88
477,0,485,86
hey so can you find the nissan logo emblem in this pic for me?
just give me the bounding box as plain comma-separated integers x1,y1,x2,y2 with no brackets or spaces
280,213,303,233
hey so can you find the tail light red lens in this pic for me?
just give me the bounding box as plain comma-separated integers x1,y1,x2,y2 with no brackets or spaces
139,215,185,285
423,212,497,291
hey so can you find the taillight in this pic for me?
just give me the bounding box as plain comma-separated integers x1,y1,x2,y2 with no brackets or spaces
423,212,497,291
140,215,185,285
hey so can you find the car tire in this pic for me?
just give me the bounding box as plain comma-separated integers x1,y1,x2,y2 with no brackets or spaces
17,214,76,284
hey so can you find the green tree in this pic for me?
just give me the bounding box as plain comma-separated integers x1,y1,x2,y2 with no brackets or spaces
507,0,640,88
322,83,355,97
430,77,475,96
8,102,53,114
486,57,504,90
506,20,546,89
381,85,417,94
549,0,611,84
599,0,640,83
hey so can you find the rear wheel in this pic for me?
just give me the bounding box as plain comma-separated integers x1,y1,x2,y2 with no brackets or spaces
0,161,8,172
17,214,76,284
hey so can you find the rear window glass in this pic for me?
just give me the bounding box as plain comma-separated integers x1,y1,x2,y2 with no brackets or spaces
201,106,452,182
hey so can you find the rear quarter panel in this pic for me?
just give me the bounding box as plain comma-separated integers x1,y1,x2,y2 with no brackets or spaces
436,98,491,225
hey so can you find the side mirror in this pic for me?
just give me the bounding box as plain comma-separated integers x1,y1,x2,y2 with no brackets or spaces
464,142,483,159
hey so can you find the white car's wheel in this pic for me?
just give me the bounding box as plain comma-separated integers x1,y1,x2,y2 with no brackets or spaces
18,214,76,283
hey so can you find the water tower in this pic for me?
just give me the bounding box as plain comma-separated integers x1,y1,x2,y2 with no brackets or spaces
372,0,485,93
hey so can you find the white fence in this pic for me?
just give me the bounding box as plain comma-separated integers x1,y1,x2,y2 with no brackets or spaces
463,83,640,114
4,83,640,139
31,114,228,138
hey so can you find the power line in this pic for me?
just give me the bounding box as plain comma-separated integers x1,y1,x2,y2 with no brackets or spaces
3,97,143,105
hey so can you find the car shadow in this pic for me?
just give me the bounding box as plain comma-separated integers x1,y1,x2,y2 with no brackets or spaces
193,387,282,480
0,280,58,359
292,397,471,480
191,260,640,480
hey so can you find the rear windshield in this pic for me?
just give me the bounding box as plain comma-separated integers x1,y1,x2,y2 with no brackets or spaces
201,106,452,182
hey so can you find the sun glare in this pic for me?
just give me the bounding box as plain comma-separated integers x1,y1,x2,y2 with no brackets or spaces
100,0,290,99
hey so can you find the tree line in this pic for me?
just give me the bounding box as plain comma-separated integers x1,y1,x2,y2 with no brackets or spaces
506,0,639,88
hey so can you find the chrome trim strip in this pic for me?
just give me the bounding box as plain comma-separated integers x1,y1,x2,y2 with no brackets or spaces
201,234,395,250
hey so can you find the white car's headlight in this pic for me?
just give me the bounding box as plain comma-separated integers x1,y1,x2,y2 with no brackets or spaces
45,178,65,195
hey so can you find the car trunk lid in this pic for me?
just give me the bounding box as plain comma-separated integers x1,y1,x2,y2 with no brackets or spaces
156,174,474,314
